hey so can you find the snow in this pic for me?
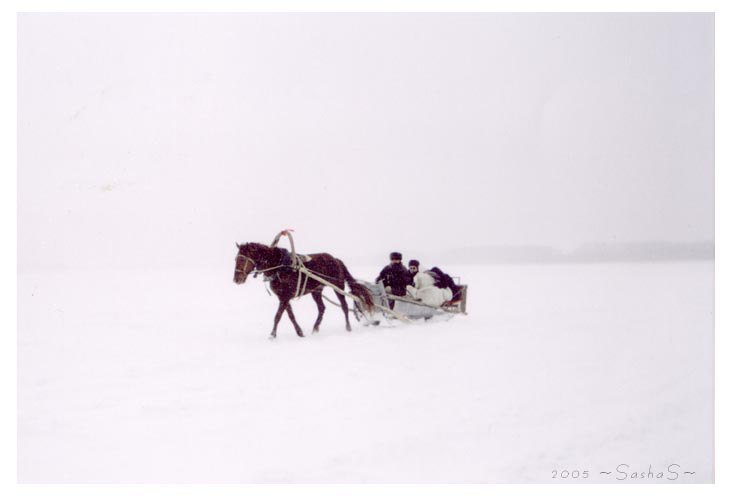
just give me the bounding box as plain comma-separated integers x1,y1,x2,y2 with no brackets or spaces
17,261,713,482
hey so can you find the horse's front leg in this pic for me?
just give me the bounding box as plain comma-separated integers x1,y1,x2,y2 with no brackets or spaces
285,303,304,337
271,300,288,338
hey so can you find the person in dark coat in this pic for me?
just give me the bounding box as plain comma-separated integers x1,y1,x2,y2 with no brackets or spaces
376,252,413,308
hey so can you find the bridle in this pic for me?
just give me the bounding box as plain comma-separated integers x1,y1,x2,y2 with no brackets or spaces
235,253,257,276
235,252,286,278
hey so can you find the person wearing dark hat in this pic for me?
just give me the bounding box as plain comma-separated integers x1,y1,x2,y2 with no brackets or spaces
375,252,413,308
408,259,420,279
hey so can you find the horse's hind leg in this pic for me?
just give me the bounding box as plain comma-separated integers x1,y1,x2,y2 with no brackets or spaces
335,292,352,332
271,300,288,338
285,303,304,337
311,290,326,333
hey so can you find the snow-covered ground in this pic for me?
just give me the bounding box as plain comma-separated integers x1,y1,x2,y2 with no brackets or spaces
17,261,713,483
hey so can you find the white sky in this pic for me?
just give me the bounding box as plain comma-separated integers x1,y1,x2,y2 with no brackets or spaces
17,13,713,269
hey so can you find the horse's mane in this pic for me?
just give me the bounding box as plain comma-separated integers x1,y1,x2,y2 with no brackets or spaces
243,242,280,255
250,243,291,266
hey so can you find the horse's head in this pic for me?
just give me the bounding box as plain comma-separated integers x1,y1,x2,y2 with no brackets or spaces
233,242,257,284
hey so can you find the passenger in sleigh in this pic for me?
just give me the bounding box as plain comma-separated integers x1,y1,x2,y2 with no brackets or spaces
406,260,461,307
375,252,413,309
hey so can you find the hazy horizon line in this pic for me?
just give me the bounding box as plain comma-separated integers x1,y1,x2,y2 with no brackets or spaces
16,240,714,272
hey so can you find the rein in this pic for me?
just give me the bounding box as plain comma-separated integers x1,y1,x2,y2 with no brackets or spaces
235,254,285,277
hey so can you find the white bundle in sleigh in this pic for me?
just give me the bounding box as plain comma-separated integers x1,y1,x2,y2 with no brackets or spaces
406,271,453,308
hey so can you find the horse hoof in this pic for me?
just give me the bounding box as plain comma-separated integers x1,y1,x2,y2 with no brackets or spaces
346,325,352,332
312,327,319,334
296,330,304,337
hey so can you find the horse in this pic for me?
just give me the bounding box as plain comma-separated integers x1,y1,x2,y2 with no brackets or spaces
233,242,374,338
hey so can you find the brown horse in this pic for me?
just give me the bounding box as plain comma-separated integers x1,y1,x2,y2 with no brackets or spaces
233,242,374,338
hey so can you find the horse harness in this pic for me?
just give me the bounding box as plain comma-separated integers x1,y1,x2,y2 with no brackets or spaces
236,249,309,297
237,249,343,300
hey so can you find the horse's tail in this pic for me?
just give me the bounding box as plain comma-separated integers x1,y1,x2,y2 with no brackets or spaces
339,260,374,313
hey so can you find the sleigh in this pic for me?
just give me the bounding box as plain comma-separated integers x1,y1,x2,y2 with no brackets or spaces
353,280,468,324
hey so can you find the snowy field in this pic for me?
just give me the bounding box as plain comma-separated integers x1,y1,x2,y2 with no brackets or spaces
17,261,713,483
